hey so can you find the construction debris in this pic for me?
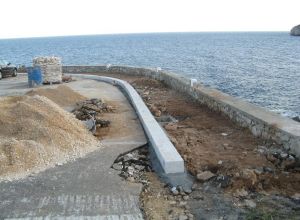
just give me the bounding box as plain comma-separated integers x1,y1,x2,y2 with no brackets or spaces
62,75,73,83
111,145,152,183
33,56,62,84
72,98,115,133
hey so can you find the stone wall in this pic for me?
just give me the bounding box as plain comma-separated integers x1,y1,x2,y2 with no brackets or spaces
63,65,300,157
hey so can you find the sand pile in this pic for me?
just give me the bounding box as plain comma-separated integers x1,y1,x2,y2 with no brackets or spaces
0,95,100,181
26,85,86,107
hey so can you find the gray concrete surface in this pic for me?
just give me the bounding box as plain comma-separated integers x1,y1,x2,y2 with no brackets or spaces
0,74,31,96
67,74,185,174
0,76,146,219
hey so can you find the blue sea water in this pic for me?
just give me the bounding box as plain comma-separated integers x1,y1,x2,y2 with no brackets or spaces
0,32,299,118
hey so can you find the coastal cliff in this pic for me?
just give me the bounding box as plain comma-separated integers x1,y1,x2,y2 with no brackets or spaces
290,25,300,36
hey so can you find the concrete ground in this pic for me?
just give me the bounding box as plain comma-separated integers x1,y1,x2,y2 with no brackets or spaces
0,75,147,219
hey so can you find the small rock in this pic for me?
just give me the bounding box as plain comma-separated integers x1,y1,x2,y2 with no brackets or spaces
134,165,145,171
164,123,178,131
221,133,228,136
126,176,135,182
291,193,300,200
216,175,231,188
193,195,204,200
288,155,295,161
125,153,134,160
177,186,184,193
83,118,96,133
179,214,188,220
127,166,135,176
183,195,189,200
218,160,223,165
169,200,177,205
263,167,273,173
292,116,300,122
224,144,233,150
191,183,198,190
171,187,179,195
183,154,188,161
197,171,216,182
178,201,187,207
188,213,194,219
184,188,192,194
180,191,186,196
184,204,190,209
266,154,277,163
244,199,256,208
241,169,257,186
280,153,288,159
257,145,268,155
234,188,248,198
254,167,264,175
154,109,161,117
112,163,123,170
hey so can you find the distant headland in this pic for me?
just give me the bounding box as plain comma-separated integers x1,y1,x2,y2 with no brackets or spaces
290,24,300,36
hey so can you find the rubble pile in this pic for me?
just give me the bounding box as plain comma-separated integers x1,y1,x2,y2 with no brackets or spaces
111,146,152,184
33,56,62,84
112,146,196,219
256,145,299,171
72,98,115,133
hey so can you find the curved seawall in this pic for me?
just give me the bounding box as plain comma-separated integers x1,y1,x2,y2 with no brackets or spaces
63,65,300,157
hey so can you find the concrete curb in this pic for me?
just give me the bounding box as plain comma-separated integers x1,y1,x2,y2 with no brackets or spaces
63,66,300,157
68,74,185,174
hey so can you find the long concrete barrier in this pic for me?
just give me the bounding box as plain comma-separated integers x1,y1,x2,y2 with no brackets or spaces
67,73,185,174
63,65,300,157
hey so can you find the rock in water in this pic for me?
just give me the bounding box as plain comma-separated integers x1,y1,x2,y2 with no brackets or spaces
292,116,300,122
290,25,300,36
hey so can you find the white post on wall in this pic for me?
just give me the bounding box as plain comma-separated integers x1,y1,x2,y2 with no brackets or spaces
106,64,111,70
190,78,197,87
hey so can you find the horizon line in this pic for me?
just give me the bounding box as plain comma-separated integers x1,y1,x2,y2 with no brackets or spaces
0,30,289,40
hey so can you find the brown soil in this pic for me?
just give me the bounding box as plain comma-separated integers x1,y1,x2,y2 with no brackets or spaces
0,95,99,181
140,173,185,220
95,73,300,197
26,85,86,107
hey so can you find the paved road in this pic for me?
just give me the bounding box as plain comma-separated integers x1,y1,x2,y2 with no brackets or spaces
0,76,147,219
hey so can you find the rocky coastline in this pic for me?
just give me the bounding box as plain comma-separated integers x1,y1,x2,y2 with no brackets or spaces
290,24,300,36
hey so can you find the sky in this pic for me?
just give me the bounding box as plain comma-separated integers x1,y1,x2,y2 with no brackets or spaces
1,0,299,39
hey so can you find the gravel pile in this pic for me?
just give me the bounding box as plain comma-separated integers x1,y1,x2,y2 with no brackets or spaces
0,95,100,181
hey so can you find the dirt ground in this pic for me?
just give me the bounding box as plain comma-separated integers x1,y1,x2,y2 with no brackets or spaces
93,72,300,219
140,172,188,220
26,85,86,107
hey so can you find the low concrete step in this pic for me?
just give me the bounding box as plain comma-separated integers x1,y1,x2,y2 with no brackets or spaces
7,214,143,220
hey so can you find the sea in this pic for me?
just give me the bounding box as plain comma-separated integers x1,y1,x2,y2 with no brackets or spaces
0,32,299,119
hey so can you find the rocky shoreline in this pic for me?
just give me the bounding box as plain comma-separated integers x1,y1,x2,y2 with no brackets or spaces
290,25,300,36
